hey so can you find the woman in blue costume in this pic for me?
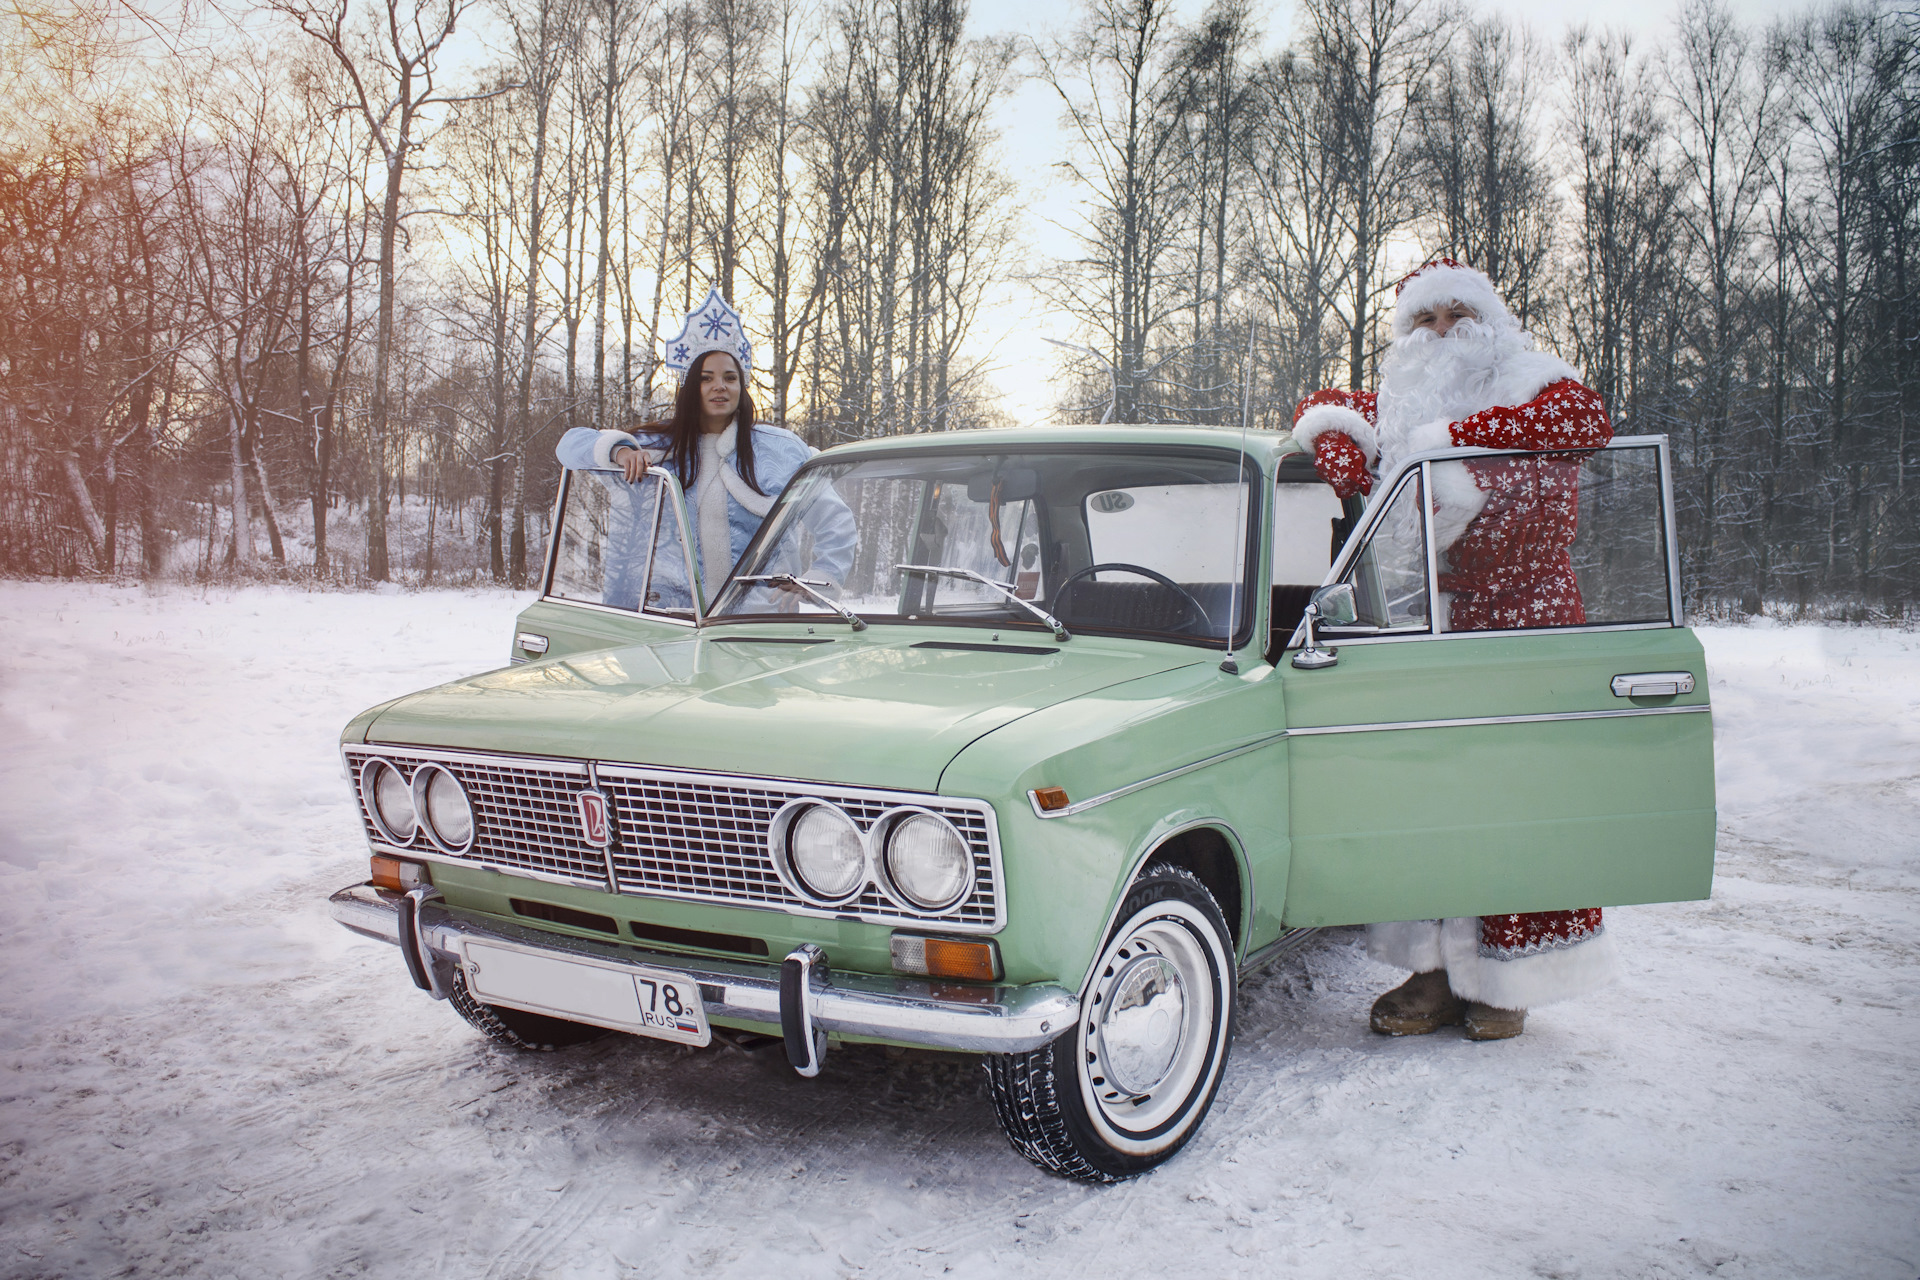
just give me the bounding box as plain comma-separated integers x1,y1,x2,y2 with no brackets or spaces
556,289,854,611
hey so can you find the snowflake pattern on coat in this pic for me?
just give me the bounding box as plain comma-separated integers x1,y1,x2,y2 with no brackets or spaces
1291,377,1616,972
1480,908,1606,960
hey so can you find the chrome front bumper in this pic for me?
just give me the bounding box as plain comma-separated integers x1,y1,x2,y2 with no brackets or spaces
328,883,1077,1056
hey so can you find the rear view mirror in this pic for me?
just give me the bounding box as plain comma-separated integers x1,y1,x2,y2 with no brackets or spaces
1310,582,1357,626
966,468,1039,503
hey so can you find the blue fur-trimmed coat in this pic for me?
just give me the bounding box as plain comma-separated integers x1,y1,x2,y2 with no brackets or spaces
555,422,855,610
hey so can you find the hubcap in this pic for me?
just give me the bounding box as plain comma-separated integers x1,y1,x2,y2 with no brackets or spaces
1098,951,1187,1095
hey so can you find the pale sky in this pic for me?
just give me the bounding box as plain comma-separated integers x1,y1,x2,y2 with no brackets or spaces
962,0,1807,426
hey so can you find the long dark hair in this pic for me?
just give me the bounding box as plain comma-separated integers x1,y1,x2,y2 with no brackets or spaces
648,349,761,495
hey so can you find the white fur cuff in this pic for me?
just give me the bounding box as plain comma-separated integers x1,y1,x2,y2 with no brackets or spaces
1293,404,1378,463
592,429,662,470
1404,418,1457,457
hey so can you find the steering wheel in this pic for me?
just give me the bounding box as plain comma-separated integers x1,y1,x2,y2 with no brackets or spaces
1050,562,1213,633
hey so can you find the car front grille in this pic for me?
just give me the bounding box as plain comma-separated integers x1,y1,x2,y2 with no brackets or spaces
343,746,1003,931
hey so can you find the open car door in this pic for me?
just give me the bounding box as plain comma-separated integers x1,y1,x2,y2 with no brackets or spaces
1277,436,1715,927
509,466,707,664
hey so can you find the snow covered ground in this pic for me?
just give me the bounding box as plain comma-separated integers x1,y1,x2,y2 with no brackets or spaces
1,582,1915,1280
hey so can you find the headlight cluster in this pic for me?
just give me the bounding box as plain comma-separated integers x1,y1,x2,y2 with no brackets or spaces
771,801,973,914
359,759,476,854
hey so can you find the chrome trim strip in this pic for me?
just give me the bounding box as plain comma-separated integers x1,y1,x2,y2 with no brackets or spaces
1287,703,1711,737
1239,927,1319,977
1028,732,1289,820
329,883,1076,1054
1420,459,1440,631
1316,619,1678,647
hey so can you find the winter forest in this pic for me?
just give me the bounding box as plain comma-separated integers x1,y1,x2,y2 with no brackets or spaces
3,0,1916,614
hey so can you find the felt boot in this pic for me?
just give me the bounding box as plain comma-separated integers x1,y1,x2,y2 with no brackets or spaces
1369,969,1467,1036
1463,1002,1526,1040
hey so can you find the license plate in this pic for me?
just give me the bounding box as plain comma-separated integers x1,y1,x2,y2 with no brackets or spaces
460,940,711,1047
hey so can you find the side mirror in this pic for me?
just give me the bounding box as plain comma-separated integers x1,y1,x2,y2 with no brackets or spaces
1291,581,1353,671
1310,582,1357,626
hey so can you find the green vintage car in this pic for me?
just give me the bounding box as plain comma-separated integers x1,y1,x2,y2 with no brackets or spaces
329,426,1714,1181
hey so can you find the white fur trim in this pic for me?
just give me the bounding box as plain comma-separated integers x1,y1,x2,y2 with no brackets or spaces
709,421,775,516
720,462,775,516
1443,919,1620,1010
1403,417,1455,457
1393,264,1514,336
1427,452,1490,552
1292,403,1378,463
1369,916,1620,1009
592,429,642,470
1487,349,1583,408
1367,919,1445,972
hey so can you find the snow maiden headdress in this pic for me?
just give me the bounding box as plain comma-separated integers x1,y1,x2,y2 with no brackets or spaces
663,287,754,381
1390,257,1518,337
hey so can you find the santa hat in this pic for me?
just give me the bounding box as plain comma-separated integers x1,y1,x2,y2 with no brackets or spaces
1391,258,1517,337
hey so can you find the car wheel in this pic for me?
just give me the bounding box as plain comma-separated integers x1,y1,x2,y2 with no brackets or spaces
984,865,1236,1182
447,967,611,1051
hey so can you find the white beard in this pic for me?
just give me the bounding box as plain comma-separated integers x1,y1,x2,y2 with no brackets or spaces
1368,319,1581,572
1375,320,1528,472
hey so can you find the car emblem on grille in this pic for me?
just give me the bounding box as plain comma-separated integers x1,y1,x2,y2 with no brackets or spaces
576,789,611,847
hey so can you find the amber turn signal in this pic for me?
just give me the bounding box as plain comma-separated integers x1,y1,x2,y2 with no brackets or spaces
1031,786,1071,812
890,933,1000,982
369,854,426,893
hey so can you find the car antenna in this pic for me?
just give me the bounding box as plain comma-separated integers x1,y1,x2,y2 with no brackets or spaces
1221,322,1257,675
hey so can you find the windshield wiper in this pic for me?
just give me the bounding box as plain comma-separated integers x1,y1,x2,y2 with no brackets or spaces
732,574,867,631
897,564,1071,642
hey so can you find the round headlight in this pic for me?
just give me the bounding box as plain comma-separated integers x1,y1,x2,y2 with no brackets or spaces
786,805,866,902
364,760,416,843
414,765,475,852
883,812,972,911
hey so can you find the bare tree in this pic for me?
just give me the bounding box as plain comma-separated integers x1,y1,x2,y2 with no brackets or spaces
1034,0,1190,422
1301,0,1450,391
1412,15,1555,323
1665,0,1785,591
273,0,495,579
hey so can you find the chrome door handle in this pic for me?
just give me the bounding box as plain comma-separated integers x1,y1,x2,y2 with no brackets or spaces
1611,671,1695,698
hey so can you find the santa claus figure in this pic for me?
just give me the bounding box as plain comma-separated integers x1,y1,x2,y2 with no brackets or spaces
1290,258,1620,1041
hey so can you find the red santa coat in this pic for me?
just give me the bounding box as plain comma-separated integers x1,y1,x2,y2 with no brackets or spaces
1293,377,1611,631
1290,374,1618,1008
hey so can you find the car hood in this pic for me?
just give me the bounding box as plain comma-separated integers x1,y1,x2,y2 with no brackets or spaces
361,629,1204,792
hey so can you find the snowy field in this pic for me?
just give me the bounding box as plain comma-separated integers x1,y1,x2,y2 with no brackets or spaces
1,582,1915,1280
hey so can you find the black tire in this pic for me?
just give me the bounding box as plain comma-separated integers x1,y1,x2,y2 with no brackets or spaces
447,967,611,1051
985,865,1236,1182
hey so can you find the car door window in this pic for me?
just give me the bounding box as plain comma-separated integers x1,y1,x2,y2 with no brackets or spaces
548,470,701,620
1327,471,1429,633
1429,443,1673,633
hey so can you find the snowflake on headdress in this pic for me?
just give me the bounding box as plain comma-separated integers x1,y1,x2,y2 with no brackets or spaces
662,287,753,381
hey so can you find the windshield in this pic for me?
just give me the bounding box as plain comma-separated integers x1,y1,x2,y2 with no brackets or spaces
709,446,1258,645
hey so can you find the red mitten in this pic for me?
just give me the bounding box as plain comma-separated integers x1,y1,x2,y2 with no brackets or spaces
1314,432,1373,499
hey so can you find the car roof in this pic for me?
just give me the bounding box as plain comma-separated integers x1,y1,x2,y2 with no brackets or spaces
812,423,1307,468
